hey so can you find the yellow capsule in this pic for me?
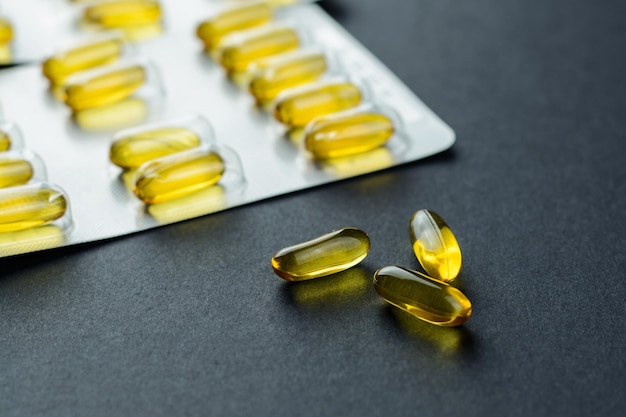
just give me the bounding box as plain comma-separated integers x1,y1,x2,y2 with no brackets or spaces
133,148,225,204
110,127,201,170
220,26,299,73
197,1,273,50
373,266,472,327
249,51,327,103
0,17,13,45
83,0,162,28
42,37,124,86
63,64,146,111
273,82,362,127
0,130,11,152
304,112,394,159
271,227,370,281
409,209,462,282
0,159,34,188
0,188,68,233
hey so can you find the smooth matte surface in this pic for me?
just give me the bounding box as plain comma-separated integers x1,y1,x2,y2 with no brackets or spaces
1,0,625,415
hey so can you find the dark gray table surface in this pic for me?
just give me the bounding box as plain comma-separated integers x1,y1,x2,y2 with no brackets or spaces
2,0,625,415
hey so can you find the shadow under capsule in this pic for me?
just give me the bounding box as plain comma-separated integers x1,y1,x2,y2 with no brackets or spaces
71,97,149,132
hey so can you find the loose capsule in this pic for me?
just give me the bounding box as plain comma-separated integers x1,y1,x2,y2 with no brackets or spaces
0,188,68,233
42,37,124,86
409,209,462,282
0,130,10,152
219,26,299,73
197,1,273,50
110,127,201,170
249,50,327,103
304,112,394,159
83,0,162,28
271,227,370,281
373,266,472,327
0,158,33,188
0,17,13,45
273,82,362,127
63,64,146,111
133,148,225,204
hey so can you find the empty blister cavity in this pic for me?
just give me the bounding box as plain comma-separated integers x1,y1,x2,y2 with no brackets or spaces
110,115,214,170
82,0,162,29
373,266,472,327
409,209,462,282
271,227,370,281
0,121,25,152
0,150,47,188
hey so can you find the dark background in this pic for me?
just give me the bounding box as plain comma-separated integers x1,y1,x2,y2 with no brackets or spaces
2,0,625,415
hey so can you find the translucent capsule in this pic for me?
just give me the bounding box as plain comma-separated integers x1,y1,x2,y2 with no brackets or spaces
133,148,225,204
373,266,472,327
0,130,10,152
197,1,273,50
273,82,362,127
63,64,146,111
0,158,33,188
249,50,327,103
110,127,201,170
271,227,370,281
409,209,462,282
42,37,124,86
83,0,162,28
304,112,394,159
0,17,13,45
219,26,299,73
0,187,68,233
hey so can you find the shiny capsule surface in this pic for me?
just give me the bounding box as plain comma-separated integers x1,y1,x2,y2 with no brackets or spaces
249,51,327,103
110,127,201,169
42,38,124,85
0,159,33,188
305,112,394,159
274,82,362,127
0,17,13,44
83,0,162,28
0,130,10,152
271,227,370,281
373,266,472,327
197,1,272,50
219,26,299,73
64,65,146,111
410,209,462,282
133,149,225,204
0,188,67,233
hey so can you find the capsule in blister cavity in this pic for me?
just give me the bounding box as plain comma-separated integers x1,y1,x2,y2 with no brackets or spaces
64,64,146,111
220,26,299,73
133,148,225,204
304,112,394,159
197,1,273,50
410,209,462,282
249,50,327,103
373,266,472,327
83,0,162,28
110,127,201,170
0,188,68,233
42,37,124,86
271,227,370,281
0,158,33,188
274,82,362,127
0,130,10,152
0,17,13,45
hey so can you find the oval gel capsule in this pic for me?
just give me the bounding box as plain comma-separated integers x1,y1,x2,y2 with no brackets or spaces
133,148,225,204
0,130,11,152
271,227,370,281
83,0,162,28
0,17,13,45
373,266,472,327
0,158,33,188
409,209,462,282
0,187,68,233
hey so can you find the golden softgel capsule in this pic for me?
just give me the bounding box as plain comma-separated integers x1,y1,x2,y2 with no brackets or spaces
410,209,462,282
83,0,162,28
373,266,472,327
133,148,225,204
197,1,272,50
42,37,124,86
273,82,362,127
110,127,201,170
0,130,10,152
219,26,299,73
249,51,327,103
304,112,394,159
271,227,370,281
0,17,13,45
0,188,68,233
0,159,33,188
64,64,146,111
